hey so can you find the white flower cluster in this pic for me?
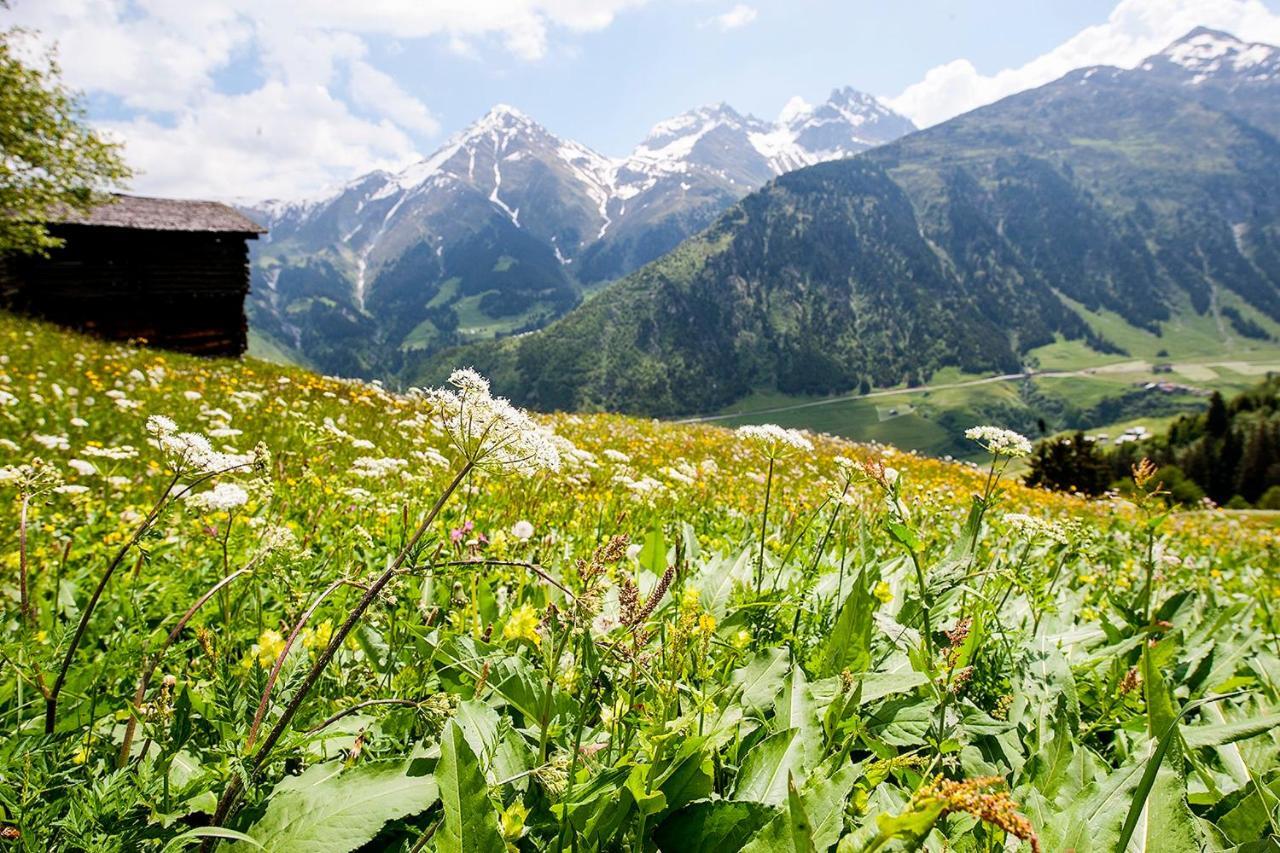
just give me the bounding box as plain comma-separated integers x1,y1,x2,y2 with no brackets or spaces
736,423,814,459
422,369,561,476
351,456,409,479
964,426,1033,457
185,482,250,512
1004,513,1069,545
147,415,260,475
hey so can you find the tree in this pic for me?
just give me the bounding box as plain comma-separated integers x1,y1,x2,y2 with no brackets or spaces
1024,432,1112,496
1205,391,1229,438
0,17,131,256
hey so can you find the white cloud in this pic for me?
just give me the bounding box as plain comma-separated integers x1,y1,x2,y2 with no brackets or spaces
347,61,440,136
3,0,649,199
887,0,1280,127
713,4,758,31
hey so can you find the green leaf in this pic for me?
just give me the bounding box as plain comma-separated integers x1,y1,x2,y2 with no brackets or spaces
654,737,715,815
774,666,822,759
1181,712,1280,749
744,759,860,853
437,720,505,853
639,527,668,577
735,729,811,806
732,648,790,712
167,827,267,851
232,761,438,853
453,699,529,785
654,800,779,853
814,570,873,678
1124,765,1204,852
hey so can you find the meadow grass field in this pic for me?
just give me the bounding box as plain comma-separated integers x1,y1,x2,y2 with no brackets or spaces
2,311,1279,852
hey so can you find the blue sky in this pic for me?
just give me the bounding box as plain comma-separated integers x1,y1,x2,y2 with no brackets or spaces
7,0,1280,199
370,0,1125,155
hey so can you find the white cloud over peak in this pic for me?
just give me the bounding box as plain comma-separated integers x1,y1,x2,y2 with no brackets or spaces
4,0,649,199
714,5,758,31
886,0,1280,127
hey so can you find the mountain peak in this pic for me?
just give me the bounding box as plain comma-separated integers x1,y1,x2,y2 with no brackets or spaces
1151,27,1279,81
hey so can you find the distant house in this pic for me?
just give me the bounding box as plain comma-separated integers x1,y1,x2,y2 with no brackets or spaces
0,194,266,356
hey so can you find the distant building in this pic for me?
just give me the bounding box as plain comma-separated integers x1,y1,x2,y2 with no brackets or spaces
0,194,266,356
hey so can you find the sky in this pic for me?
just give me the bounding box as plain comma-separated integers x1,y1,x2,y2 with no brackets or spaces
6,0,1280,201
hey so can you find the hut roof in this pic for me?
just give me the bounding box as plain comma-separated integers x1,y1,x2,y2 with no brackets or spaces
52,194,266,234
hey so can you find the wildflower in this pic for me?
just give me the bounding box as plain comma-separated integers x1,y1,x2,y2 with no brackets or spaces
736,423,814,459
914,775,1041,853
185,482,249,512
0,459,63,497
450,520,474,543
730,629,752,650
33,433,70,451
964,426,1032,457
511,519,535,541
351,456,407,478
1005,513,1068,545
500,801,529,841
503,604,542,646
421,369,561,475
242,629,287,669
873,580,894,604
67,459,97,477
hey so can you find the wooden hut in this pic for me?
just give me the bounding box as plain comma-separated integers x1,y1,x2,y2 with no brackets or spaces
0,194,266,356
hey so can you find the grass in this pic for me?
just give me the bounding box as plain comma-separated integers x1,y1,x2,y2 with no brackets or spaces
1,311,1278,852
709,294,1280,457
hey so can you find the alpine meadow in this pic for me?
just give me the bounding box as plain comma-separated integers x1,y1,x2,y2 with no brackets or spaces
3,2,1280,853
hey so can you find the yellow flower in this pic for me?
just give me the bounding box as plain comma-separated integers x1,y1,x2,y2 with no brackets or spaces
503,604,541,646
302,620,333,649
731,629,752,650
500,800,529,840
873,580,893,604
697,613,717,637
241,628,287,669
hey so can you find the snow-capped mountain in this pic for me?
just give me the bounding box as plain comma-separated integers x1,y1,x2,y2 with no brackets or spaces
244,90,915,375
1142,26,1280,85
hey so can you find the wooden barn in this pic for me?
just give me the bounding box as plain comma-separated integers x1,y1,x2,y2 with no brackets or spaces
0,194,266,356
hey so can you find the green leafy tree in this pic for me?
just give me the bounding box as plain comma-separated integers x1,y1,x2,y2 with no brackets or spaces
0,13,131,255
1024,431,1112,496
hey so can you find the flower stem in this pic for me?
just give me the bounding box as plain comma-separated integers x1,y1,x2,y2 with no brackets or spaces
45,471,180,734
208,461,473,837
753,457,774,596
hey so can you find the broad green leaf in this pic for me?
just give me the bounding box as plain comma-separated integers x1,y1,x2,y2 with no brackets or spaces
437,720,504,853
454,699,529,786
743,760,859,853
639,527,668,577
814,570,872,678
232,760,438,853
735,729,810,806
654,737,715,815
774,666,822,758
732,648,790,712
1124,766,1204,853
653,800,778,853
1182,711,1280,749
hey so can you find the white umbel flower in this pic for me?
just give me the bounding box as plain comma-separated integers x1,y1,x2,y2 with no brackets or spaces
1004,513,1068,545
148,414,259,474
185,482,250,512
736,423,814,459
422,369,561,475
964,426,1033,457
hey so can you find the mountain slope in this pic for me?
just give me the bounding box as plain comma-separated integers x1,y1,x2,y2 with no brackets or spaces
421,29,1280,418
243,92,915,376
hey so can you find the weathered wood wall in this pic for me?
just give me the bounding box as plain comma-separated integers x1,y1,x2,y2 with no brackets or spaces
0,225,254,356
